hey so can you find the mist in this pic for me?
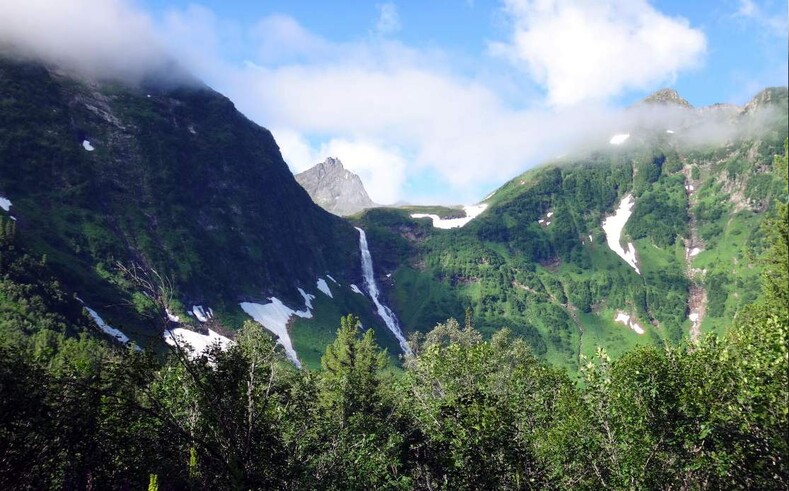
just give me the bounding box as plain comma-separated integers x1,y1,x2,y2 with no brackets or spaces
0,0,782,205
553,97,784,162
0,0,188,85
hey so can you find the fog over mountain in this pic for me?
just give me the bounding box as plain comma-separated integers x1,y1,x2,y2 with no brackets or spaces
3,0,781,205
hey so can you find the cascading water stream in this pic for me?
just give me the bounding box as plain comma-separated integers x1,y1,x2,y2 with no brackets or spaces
355,227,412,355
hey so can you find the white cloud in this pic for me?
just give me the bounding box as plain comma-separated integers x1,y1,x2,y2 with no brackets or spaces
251,14,332,64
0,0,719,205
490,0,707,106
375,3,402,36
0,0,169,81
319,139,408,204
158,10,706,204
733,0,786,37
272,130,407,204
272,128,320,174
737,0,758,17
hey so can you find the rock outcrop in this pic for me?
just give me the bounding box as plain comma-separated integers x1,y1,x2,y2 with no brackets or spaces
295,158,377,216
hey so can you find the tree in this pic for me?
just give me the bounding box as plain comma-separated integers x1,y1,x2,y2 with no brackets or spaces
304,315,407,489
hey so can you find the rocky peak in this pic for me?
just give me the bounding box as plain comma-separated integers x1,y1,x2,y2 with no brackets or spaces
641,88,693,108
742,87,788,115
295,157,377,216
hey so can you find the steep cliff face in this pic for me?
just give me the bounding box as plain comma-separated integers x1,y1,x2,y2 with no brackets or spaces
295,158,377,216
0,57,360,333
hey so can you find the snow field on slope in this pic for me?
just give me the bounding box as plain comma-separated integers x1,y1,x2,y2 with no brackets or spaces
164,328,233,356
601,194,640,274
83,306,131,343
316,278,333,298
240,293,315,368
410,203,488,229
614,311,645,335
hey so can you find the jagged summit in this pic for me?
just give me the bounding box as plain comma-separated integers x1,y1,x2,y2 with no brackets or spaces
742,86,788,114
295,157,377,216
641,88,693,108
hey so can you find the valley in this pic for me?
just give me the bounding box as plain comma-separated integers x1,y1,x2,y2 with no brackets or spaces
0,1,786,486
0,50,785,377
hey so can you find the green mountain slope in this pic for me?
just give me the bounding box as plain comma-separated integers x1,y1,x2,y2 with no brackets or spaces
0,56,404,360
358,88,788,371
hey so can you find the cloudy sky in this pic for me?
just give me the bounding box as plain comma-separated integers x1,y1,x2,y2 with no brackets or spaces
1,0,786,204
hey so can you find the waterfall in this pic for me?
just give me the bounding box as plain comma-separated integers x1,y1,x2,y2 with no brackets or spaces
355,227,411,355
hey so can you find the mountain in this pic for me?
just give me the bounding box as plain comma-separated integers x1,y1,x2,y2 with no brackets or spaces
1,51,786,374
356,87,788,371
0,56,410,365
295,157,377,216
641,88,692,107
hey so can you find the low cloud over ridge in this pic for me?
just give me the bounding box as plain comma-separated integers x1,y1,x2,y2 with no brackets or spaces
490,0,707,107
1,0,752,205
0,0,174,82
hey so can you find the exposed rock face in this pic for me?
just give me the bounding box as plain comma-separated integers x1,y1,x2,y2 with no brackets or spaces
295,158,377,216
742,87,788,115
641,88,693,108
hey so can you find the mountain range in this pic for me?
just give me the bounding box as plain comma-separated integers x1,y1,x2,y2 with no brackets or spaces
0,53,787,372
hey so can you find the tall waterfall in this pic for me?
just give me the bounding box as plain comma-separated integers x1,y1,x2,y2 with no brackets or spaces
355,227,411,355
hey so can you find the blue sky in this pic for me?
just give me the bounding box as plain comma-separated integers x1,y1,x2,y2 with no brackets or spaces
3,1,786,204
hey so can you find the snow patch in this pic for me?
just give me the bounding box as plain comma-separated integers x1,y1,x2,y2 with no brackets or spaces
666,129,675,134
410,203,487,229
350,284,364,295
166,309,180,323
689,247,702,257
614,311,645,335
84,306,130,343
538,210,554,226
588,234,593,242
688,312,702,333
326,274,338,285
192,305,210,322
240,297,312,367
82,140,94,151
609,133,630,145
164,328,233,357
685,184,695,192
316,278,333,298
601,194,640,274
0,196,11,212
298,288,315,310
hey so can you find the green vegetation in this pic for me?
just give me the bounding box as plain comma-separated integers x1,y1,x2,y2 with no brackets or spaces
1,258,785,488
0,51,787,488
1,144,784,489
0,56,360,336
357,110,787,370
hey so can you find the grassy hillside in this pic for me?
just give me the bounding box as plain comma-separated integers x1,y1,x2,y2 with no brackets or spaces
358,90,788,371
0,57,382,353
